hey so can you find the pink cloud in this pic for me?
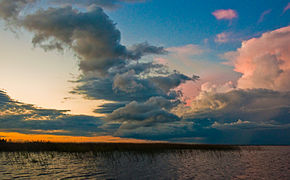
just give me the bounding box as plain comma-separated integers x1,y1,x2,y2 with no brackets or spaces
225,26,290,91
215,32,230,43
155,44,240,104
258,9,271,23
283,2,290,13
212,9,238,20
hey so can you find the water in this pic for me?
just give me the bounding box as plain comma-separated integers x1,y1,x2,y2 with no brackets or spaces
0,146,289,179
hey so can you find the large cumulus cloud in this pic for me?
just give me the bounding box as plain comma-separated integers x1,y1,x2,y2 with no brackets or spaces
224,26,290,91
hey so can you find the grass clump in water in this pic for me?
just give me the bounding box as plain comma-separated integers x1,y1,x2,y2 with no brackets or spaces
0,141,240,153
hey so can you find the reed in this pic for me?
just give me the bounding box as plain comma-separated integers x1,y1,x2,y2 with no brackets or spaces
0,141,240,153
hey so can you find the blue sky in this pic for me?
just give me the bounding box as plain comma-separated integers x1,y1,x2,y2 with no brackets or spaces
108,0,289,49
0,0,289,144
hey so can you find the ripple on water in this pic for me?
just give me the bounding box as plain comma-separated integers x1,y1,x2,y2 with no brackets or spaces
0,147,289,179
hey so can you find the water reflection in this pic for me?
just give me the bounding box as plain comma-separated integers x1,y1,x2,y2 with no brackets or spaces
0,147,289,179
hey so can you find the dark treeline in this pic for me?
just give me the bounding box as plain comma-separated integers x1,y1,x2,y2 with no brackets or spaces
0,140,240,153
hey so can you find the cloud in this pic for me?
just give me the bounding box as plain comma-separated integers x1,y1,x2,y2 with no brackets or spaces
49,0,146,9
1,2,289,144
258,9,271,23
187,89,289,123
224,26,290,91
155,44,241,103
0,90,104,136
0,0,146,22
283,2,290,13
6,4,190,105
150,73,199,93
212,119,251,129
21,6,127,75
0,0,36,20
127,42,168,60
212,9,238,20
166,44,204,56
215,32,230,43
0,90,11,104
1,2,191,104
170,89,290,143
94,102,126,114
72,63,195,102
102,96,184,138
212,119,290,130
106,97,180,125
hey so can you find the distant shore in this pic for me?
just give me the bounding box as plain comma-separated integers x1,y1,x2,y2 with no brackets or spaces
0,141,241,153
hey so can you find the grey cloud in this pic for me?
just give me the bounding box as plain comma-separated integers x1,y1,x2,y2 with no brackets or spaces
150,73,199,93
21,6,126,75
0,0,35,20
0,90,11,104
0,2,194,104
73,72,194,102
211,119,290,130
113,70,145,93
107,89,290,144
106,97,180,122
176,89,290,125
72,73,167,102
94,102,126,114
127,42,168,60
104,97,181,131
15,5,168,77
73,61,196,102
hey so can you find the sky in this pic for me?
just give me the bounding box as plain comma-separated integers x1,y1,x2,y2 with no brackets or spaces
0,0,289,144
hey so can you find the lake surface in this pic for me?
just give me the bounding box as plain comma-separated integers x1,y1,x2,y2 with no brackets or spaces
0,146,289,179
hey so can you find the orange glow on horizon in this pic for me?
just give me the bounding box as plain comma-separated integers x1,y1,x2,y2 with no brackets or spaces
0,132,152,143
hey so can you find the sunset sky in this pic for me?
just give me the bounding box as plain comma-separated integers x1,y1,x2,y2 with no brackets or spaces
0,0,289,144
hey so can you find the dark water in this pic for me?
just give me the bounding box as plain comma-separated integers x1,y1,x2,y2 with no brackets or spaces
0,146,289,179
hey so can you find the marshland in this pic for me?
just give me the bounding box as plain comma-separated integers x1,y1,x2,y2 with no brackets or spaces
0,139,289,179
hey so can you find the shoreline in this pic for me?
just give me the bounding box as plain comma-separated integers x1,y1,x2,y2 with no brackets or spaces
0,142,241,152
